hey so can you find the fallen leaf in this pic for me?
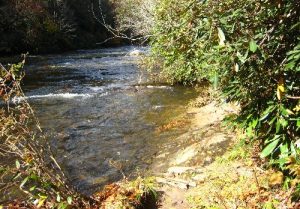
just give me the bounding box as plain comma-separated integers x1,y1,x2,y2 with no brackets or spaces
269,172,284,186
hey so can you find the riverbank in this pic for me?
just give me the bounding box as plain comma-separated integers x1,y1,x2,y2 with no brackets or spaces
149,94,298,209
95,89,292,208
152,94,238,208
89,93,240,208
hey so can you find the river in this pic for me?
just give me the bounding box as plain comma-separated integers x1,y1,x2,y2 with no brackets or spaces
21,46,198,195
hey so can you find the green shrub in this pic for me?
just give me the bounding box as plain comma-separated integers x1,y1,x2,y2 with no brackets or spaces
151,0,300,165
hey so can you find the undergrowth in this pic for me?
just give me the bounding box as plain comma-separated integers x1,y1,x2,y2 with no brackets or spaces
186,137,300,209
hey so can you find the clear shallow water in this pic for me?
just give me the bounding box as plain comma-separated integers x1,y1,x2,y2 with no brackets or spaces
21,46,198,194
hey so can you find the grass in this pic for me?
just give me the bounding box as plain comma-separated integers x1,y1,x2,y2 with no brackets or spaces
185,138,298,209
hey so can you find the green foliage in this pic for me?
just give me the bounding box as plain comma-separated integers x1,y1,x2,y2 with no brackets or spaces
151,0,300,166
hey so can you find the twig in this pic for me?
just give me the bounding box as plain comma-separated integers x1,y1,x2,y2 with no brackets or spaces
259,26,275,47
253,168,261,195
91,0,152,44
109,159,127,180
286,95,300,100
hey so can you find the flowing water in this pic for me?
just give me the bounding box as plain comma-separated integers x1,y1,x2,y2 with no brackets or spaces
21,46,198,195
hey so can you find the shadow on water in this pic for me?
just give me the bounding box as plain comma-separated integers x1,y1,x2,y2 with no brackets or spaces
21,46,199,195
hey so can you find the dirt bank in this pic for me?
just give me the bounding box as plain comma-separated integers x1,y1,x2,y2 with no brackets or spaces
152,99,298,209
149,100,239,209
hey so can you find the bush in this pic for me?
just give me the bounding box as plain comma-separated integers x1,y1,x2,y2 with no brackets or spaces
151,0,300,166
